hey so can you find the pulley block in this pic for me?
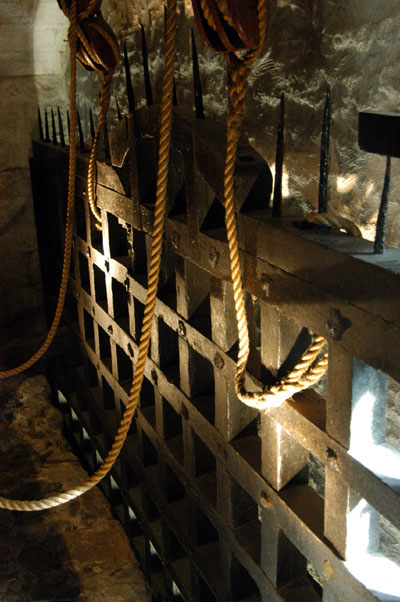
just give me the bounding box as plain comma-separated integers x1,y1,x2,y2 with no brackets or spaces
191,0,263,53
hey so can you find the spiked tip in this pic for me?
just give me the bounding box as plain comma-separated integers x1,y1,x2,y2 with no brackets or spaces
89,108,96,141
51,108,58,144
272,93,285,217
115,98,122,121
191,30,204,119
374,155,391,254
77,110,85,149
38,108,44,141
140,24,153,106
104,122,110,162
44,109,50,142
57,107,65,147
318,87,331,213
124,44,135,114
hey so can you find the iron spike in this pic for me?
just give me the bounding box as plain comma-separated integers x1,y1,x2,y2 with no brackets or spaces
272,93,285,217
374,155,391,254
89,108,96,141
104,122,110,162
51,108,58,144
124,43,135,114
77,110,85,149
67,110,71,144
57,107,65,147
318,86,331,213
38,108,44,141
115,98,122,121
191,29,204,119
140,24,153,106
44,108,50,142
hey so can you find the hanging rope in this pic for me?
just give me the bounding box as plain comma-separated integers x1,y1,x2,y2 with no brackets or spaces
0,2,80,380
0,0,177,511
60,0,120,230
210,0,329,410
0,0,118,379
306,211,362,238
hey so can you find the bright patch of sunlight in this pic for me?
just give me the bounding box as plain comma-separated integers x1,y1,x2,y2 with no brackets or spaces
336,173,358,194
346,499,400,601
270,163,290,198
349,390,400,492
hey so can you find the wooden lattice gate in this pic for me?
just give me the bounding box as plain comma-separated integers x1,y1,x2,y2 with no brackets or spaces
30,102,400,602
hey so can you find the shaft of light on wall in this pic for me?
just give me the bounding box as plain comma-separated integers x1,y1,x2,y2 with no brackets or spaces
336,173,358,194
270,163,290,198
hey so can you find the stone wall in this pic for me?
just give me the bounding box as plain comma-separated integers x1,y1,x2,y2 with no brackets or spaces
79,0,400,244
0,0,68,366
2,0,400,360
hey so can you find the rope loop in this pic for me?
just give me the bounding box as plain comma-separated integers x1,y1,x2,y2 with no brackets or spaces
0,0,177,511
219,0,329,411
58,0,121,230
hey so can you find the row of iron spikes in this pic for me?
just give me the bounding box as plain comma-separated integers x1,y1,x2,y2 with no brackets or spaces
273,85,390,254
272,87,331,218
39,23,389,253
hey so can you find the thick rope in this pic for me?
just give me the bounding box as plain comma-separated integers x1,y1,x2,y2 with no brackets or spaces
0,2,78,380
87,71,113,229
218,0,328,410
306,211,362,238
0,0,177,511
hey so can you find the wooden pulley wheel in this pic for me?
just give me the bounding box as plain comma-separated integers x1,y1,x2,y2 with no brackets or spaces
191,0,264,53
77,14,119,72
227,0,261,49
57,0,102,18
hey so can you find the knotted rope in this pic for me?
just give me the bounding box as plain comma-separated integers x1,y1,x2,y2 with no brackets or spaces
0,0,177,510
217,0,328,410
306,211,362,238
0,0,118,379
60,0,120,230
0,1,80,379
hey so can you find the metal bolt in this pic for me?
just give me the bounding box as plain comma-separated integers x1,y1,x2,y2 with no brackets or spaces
91,306,95,316
259,491,273,509
178,320,186,337
107,325,113,335
326,446,339,471
86,246,91,257
260,273,270,297
328,326,337,340
181,404,189,420
213,353,224,370
151,369,158,385
127,343,134,357
322,559,335,580
171,231,180,250
104,260,110,272
124,277,130,291
209,246,220,269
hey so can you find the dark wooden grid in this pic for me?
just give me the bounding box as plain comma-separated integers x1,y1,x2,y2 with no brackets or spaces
30,105,400,602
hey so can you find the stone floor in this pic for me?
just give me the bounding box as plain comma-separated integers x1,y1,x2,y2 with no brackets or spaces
0,374,152,602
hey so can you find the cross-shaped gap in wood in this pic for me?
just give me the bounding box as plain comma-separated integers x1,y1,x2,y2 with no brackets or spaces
192,430,217,507
93,263,107,311
188,345,215,425
139,377,156,429
230,555,261,601
163,398,183,463
230,474,261,564
112,277,130,330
